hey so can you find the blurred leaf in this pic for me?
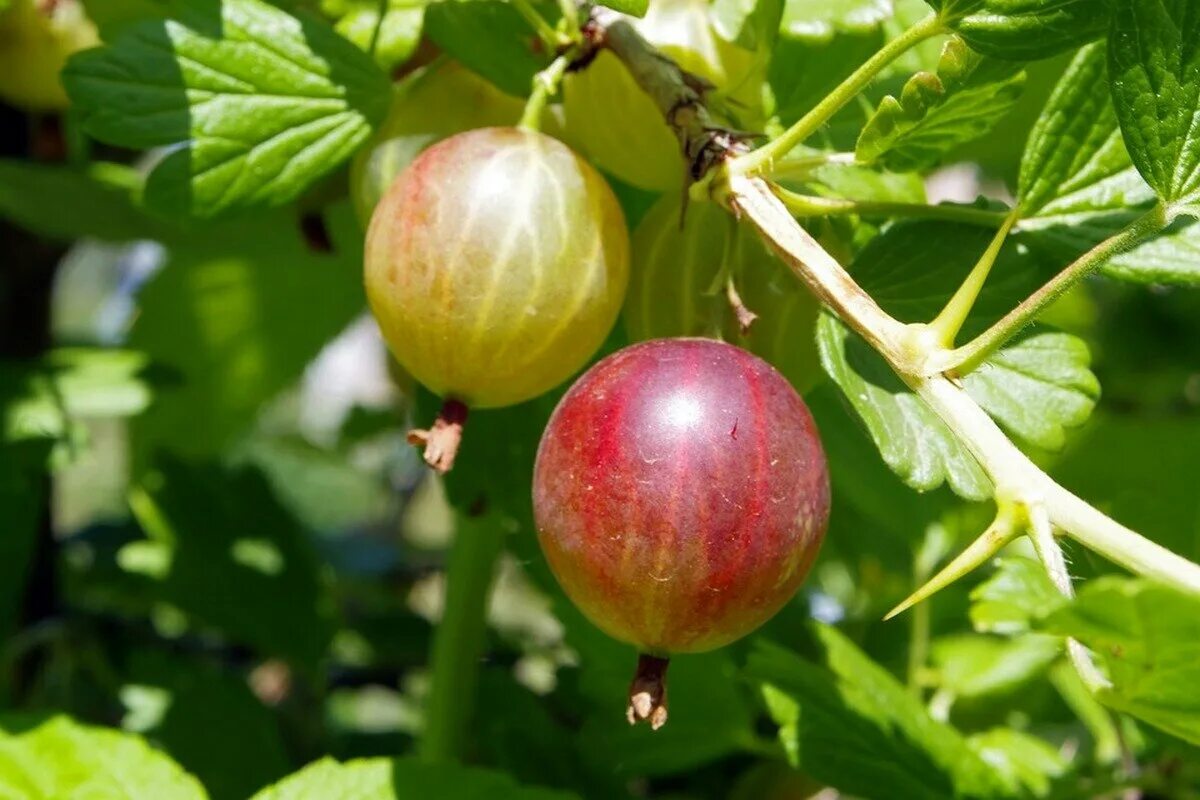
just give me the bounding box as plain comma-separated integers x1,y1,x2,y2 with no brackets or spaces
121,650,289,800
1052,414,1200,563
0,715,206,799
129,205,363,460
817,221,1097,500
423,0,551,97
0,438,48,651
1016,42,1200,286
748,625,1009,799
930,633,1060,698
595,0,648,16
967,728,1068,798
1044,577,1200,745
969,557,1061,634
1107,0,1200,210
322,0,424,72
63,0,390,217
248,756,577,799
128,457,335,672
925,0,1108,60
711,0,783,52
857,38,1026,172
767,0,889,124
0,161,173,242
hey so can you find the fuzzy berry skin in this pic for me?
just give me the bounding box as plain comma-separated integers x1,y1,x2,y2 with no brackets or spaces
533,338,829,654
364,127,629,409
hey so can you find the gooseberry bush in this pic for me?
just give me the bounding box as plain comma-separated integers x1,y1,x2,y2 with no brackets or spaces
2,0,1200,797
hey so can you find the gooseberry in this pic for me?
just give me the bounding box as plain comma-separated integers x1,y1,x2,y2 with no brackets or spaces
625,195,822,393
364,126,629,471
350,60,556,224
533,337,830,728
0,0,97,111
562,0,758,191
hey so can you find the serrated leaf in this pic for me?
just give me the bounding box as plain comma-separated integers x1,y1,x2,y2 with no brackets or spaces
817,221,1099,500
926,0,1109,60
1107,0,1200,209
1044,577,1200,746
1016,41,1200,286
748,626,1009,800
857,37,1025,172
0,715,206,799
969,557,1062,634
423,0,552,97
62,0,391,217
967,729,1068,798
249,756,577,799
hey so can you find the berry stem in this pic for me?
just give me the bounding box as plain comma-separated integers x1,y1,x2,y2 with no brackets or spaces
420,510,505,762
518,52,572,132
926,204,1168,375
407,399,469,474
627,653,670,730
773,185,1012,229
728,13,945,178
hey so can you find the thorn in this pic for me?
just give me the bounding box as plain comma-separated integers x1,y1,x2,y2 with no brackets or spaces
885,505,1020,620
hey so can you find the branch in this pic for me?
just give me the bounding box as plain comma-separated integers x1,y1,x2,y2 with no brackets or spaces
586,8,1200,601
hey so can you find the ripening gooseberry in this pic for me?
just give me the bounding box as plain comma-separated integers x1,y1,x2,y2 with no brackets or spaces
364,127,629,470
533,338,830,728
562,0,758,191
350,61,570,224
0,0,97,111
625,195,822,393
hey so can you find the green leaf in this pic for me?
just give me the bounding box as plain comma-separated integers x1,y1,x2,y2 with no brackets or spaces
930,633,1060,698
423,0,551,97
1107,0,1200,209
1016,41,1200,286
1044,577,1200,745
857,37,1026,172
322,0,425,72
0,161,174,242
595,0,648,16
129,204,363,459
128,458,336,672
711,0,783,52
0,715,206,799
249,756,577,799
767,0,889,124
967,728,1068,798
62,0,391,217
747,625,1009,800
927,0,1109,60
969,557,1062,634
120,650,290,800
817,221,1099,500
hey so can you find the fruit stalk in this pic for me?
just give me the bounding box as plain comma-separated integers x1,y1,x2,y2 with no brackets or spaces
420,511,505,762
